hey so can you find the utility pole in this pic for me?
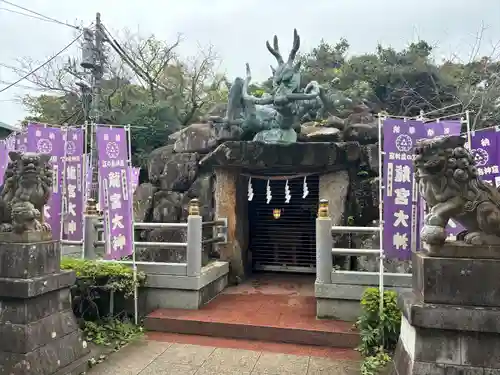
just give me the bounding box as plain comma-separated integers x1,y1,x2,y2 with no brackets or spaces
80,12,105,203
90,12,104,123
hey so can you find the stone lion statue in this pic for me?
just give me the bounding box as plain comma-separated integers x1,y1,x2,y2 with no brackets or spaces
414,135,500,246
0,151,53,235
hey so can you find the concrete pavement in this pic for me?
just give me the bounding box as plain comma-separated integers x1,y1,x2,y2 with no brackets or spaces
87,339,360,375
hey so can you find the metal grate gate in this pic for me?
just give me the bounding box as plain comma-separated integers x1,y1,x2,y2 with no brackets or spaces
248,175,319,273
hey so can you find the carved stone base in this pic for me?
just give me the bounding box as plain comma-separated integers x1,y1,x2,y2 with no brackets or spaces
413,248,500,307
0,231,52,243
391,246,500,374
391,293,500,374
0,241,90,375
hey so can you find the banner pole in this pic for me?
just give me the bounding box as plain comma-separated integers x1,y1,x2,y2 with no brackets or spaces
60,126,69,244
377,114,385,315
89,123,95,201
82,123,88,259
464,110,472,149
126,124,138,325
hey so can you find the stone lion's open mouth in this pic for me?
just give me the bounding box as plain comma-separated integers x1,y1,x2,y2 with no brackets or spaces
424,159,441,168
422,159,444,174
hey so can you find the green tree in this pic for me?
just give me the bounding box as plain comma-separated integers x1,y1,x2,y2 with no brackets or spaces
13,31,227,165
296,38,500,127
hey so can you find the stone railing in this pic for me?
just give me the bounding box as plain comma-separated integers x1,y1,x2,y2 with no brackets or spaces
315,199,411,321
61,198,230,311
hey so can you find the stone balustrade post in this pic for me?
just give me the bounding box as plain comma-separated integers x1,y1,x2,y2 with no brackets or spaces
83,198,99,259
187,198,202,277
316,199,333,284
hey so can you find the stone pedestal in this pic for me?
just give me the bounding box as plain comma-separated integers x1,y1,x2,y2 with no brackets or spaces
392,244,500,374
0,239,90,375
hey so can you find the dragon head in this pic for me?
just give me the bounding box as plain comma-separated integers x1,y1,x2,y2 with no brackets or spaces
267,29,302,102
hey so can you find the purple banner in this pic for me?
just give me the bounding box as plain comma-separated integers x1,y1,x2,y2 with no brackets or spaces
383,119,462,259
470,127,500,186
15,131,28,152
63,127,85,241
130,167,140,194
85,154,93,203
5,133,16,152
96,126,133,259
0,141,6,186
27,123,65,238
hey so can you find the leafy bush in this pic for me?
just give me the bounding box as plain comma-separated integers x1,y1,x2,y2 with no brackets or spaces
251,89,265,97
360,350,391,375
62,257,147,355
61,257,146,320
61,257,146,296
356,287,401,374
83,318,143,349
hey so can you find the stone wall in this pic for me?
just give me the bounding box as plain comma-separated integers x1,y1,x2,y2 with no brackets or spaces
132,124,224,263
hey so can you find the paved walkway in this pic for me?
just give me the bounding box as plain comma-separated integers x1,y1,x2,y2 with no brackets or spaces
88,339,360,374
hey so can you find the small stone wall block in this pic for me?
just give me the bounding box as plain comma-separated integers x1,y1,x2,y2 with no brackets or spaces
0,240,60,279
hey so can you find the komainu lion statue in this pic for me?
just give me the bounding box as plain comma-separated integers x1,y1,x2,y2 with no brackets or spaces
414,135,500,246
0,151,53,235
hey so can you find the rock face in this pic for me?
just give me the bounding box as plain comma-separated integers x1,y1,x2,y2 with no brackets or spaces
199,141,360,171
134,123,222,263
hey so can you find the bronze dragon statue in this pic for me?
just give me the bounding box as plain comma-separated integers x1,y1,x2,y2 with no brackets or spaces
219,29,351,144
0,151,53,237
414,135,500,246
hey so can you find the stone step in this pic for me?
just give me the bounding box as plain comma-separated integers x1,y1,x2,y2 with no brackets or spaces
144,294,359,348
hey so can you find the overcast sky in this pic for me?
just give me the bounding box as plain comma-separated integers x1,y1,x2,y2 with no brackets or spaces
1,0,499,124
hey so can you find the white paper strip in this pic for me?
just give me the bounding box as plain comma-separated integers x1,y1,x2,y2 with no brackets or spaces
285,179,291,203
266,180,272,204
302,176,309,198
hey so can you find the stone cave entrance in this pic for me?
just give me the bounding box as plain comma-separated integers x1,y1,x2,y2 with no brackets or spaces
248,175,319,273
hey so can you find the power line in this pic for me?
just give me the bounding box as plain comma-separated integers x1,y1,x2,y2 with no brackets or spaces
0,80,48,91
100,23,174,94
0,0,80,30
0,33,82,94
0,7,72,27
100,24,151,83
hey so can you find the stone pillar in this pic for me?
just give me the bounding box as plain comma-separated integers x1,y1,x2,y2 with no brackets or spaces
187,198,202,277
391,243,500,374
316,199,333,284
214,168,245,282
84,198,99,259
319,171,349,229
0,236,90,375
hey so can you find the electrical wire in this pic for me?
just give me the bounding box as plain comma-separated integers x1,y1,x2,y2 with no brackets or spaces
100,23,173,94
60,109,82,124
0,0,80,30
99,24,151,83
0,33,82,94
0,80,49,92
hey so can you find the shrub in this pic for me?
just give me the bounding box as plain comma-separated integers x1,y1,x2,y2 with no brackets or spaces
356,287,402,374
61,257,146,320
